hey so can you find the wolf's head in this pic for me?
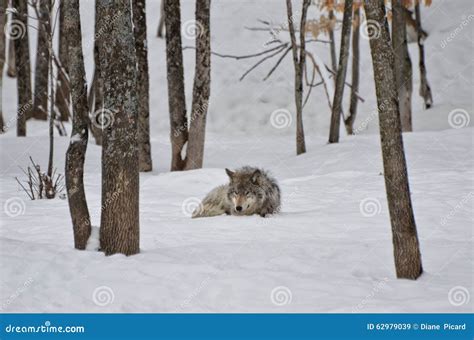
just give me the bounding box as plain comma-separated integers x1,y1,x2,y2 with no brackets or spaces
225,168,263,215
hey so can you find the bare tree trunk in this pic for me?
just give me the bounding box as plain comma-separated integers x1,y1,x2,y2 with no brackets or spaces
344,5,360,135
328,0,352,143
55,1,70,122
87,0,104,146
157,0,165,38
133,0,153,172
0,0,6,133
364,0,422,280
13,0,31,135
98,0,140,256
184,0,211,170
414,2,432,109
32,0,50,121
392,0,413,132
65,0,91,250
6,0,16,78
164,0,188,171
328,8,337,75
6,36,15,77
45,28,55,198
286,0,310,155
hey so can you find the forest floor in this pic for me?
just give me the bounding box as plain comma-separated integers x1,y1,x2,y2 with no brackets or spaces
0,0,472,312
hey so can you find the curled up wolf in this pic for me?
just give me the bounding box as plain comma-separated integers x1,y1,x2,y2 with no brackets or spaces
192,166,281,218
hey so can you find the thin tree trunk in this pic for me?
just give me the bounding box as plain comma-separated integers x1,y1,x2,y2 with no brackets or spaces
328,8,337,76
13,0,31,135
98,0,140,256
32,0,50,121
164,0,188,171
184,0,211,169
414,2,432,109
0,0,6,133
6,0,16,78
286,0,310,155
6,34,15,77
55,1,70,122
133,0,153,172
344,5,360,135
45,30,54,198
392,0,413,132
65,0,91,250
157,0,165,38
364,0,422,280
328,0,352,143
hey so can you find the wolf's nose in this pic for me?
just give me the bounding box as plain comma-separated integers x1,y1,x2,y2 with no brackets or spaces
236,206,242,211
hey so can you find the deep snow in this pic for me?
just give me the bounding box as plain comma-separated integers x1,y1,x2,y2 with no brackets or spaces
0,0,473,313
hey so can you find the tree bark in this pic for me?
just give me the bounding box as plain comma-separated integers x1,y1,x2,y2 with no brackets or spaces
364,0,422,280
13,0,31,136
414,2,432,109
133,0,153,172
328,8,337,76
6,33,15,77
328,0,352,143
0,0,6,133
392,0,413,132
98,0,140,256
55,1,70,122
164,0,188,171
89,31,104,144
286,0,310,155
157,0,165,38
64,0,91,249
184,0,211,169
45,24,54,198
32,0,50,121
87,0,105,146
6,0,16,78
344,5,360,135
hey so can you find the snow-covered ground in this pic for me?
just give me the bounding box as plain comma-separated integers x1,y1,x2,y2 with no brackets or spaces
0,0,472,313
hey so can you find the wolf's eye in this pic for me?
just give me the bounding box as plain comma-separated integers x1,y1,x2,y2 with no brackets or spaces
245,191,251,196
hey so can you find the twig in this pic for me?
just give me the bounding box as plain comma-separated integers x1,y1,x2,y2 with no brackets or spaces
263,46,292,81
306,52,333,110
183,43,288,60
15,177,34,200
239,44,287,81
325,65,365,102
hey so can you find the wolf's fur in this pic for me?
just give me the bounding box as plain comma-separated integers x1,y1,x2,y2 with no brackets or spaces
192,166,280,218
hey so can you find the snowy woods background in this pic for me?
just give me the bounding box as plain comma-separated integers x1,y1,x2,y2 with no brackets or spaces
0,0,472,312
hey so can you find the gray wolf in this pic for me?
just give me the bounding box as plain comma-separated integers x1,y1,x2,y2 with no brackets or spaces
192,166,281,218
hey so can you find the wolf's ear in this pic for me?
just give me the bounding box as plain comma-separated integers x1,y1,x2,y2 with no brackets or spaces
251,169,261,184
225,168,234,179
